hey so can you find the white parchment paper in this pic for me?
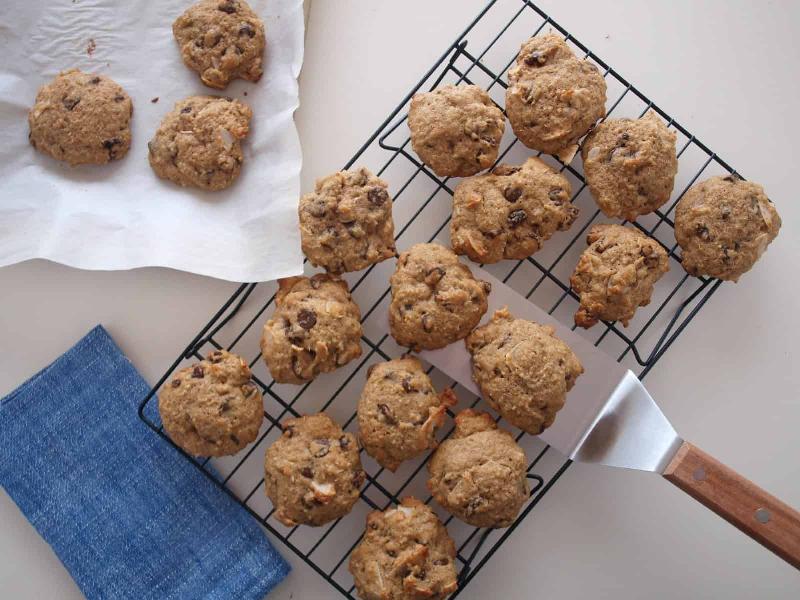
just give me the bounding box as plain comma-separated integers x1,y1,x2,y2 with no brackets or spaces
0,0,305,282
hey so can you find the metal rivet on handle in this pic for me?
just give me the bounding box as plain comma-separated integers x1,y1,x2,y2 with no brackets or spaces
755,508,770,524
692,467,706,481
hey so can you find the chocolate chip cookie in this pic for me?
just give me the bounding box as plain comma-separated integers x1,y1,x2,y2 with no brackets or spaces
427,410,528,528
466,308,583,435
581,111,678,220
261,274,363,384
299,167,396,274
148,95,252,191
158,350,263,457
506,34,606,158
28,69,133,166
358,357,456,472
450,157,578,264
173,0,266,89
389,243,491,351
674,175,781,281
264,413,364,527
408,84,505,177
349,497,458,600
571,224,669,328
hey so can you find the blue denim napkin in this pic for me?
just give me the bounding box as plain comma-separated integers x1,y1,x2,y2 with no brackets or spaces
0,325,289,600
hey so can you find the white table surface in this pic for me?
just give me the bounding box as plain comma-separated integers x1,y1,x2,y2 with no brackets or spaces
2,1,799,598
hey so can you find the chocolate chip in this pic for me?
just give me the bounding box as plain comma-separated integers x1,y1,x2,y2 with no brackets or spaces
192,366,204,378
218,1,237,13
219,399,230,413
482,281,491,295
417,569,427,580
368,187,388,206
113,95,126,103
180,106,192,114
421,314,433,333
194,38,204,48
300,466,313,478
297,309,317,330
524,51,546,66
208,350,224,363
89,77,100,84
508,209,527,227
339,435,350,450
239,24,256,37
548,188,565,204
171,378,181,388
402,377,414,393
313,438,331,458
230,433,240,445
387,550,397,558
63,97,80,111
102,138,123,159
695,224,710,241
378,404,397,425
491,165,521,176
504,187,522,202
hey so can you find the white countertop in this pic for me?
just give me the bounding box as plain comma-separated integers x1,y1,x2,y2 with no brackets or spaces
1,1,799,598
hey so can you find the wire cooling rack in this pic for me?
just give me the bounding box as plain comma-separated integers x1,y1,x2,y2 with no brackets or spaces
139,0,737,596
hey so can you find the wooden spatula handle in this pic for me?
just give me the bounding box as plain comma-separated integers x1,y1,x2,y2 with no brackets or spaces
663,441,800,569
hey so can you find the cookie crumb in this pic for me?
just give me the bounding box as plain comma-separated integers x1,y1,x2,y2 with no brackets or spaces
86,38,96,56
151,97,159,103
243,91,248,96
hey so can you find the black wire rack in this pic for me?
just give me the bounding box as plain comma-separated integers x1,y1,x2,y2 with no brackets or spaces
138,0,738,597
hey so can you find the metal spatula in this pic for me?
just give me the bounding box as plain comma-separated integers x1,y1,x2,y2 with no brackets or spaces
420,266,800,569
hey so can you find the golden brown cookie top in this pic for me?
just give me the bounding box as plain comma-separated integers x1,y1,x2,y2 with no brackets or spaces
571,224,669,328
158,349,263,457
408,84,505,177
674,175,781,281
349,497,458,600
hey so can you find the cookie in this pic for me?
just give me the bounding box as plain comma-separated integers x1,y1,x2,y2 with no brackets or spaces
261,274,363,384
299,167,396,274
389,243,491,351
28,69,132,166
466,308,583,434
450,157,578,264
674,175,781,281
581,111,678,220
264,413,364,527
506,34,606,158
148,95,252,191
158,350,263,457
349,497,458,600
571,224,669,328
427,410,528,528
357,357,456,472
408,84,505,177
173,0,266,89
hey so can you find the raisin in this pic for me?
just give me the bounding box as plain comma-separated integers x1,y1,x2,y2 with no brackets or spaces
368,187,388,206
491,165,521,176
283,424,295,438
114,95,126,103
242,383,257,396
366,363,379,378
63,97,80,111
387,550,397,558
230,433,240,445
313,438,331,458
695,224,710,241
219,399,230,413
425,266,445,285
548,188,565,204
434,558,449,566
209,350,224,363
508,209,527,227
180,106,192,114
300,466,313,478
170,378,181,388
218,1,237,13
339,435,350,450
297,308,317,330
378,404,397,425
192,366,204,378
421,314,434,333
239,24,256,37
524,51,545,66
723,174,741,183
721,206,731,220
504,187,522,202
89,77,100,84
481,281,492,295
352,470,365,488
402,377,414,393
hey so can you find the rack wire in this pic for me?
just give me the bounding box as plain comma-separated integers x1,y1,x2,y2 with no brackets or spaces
138,0,736,596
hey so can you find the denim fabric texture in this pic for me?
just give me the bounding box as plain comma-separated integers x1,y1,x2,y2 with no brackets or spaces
0,325,290,600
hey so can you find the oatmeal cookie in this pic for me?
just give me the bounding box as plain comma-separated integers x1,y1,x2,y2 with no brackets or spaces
349,497,458,600
408,84,505,177
571,224,669,328
299,167,396,274
173,0,266,89
674,175,781,281
28,69,132,166
389,243,491,351
450,157,578,263
466,308,583,434
506,34,606,157
148,95,252,191
358,357,456,471
261,274,363,384
581,111,678,220
158,350,263,457
264,413,364,526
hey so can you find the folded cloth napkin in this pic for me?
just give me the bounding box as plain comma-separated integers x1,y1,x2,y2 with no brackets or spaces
0,326,289,600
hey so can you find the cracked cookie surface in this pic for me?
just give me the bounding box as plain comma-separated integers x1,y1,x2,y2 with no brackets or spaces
428,410,528,528
173,0,266,89
261,274,363,384
349,497,458,600
506,34,606,156
264,413,364,526
571,224,669,328
450,157,577,264
389,243,490,351
674,175,781,281
466,308,583,434
408,84,505,177
581,111,677,220
28,69,132,166
148,95,252,191
299,167,396,274
358,357,455,472
158,350,263,457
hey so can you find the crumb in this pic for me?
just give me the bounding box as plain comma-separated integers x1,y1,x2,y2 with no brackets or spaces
151,97,159,103
87,38,96,56
243,91,248,96
604,34,610,39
